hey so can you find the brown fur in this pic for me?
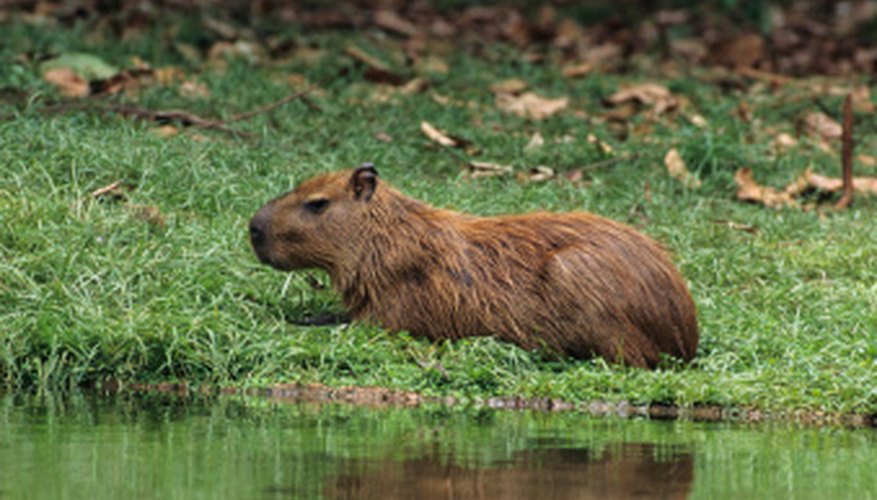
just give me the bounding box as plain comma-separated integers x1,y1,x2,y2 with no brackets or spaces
249,166,698,368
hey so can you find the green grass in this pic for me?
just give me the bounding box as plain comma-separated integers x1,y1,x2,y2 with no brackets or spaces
1,17,876,415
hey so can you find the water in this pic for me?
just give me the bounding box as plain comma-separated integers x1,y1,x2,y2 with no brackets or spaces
0,393,875,500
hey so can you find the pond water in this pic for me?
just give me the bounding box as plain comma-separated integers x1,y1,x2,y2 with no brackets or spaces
0,392,875,500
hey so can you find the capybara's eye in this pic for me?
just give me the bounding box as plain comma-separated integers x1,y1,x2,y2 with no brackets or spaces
303,198,330,215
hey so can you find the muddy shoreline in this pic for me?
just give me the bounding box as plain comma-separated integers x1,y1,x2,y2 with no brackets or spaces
109,380,877,429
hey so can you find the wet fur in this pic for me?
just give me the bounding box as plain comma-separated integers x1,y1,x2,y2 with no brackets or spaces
250,168,698,368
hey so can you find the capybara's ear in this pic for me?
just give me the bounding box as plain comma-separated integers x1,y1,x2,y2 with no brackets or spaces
350,163,378,201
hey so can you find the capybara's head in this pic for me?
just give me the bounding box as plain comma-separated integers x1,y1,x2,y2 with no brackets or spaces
249,164,378,271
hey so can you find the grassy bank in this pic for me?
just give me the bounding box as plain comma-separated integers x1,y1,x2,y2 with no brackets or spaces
1,6,876,414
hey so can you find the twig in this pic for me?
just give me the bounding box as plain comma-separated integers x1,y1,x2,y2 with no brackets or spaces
107,104,248,136
224,85,320,123
835,94,854,210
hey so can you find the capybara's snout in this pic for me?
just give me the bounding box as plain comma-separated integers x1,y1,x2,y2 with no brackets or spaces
248,204,273,265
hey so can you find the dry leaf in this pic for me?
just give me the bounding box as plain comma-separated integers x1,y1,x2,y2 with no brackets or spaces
155,66,185,86
374,132,394,143
373,10,420,37
43,67,89,97
489,78,528,95
664,149,701,188
179,80,209,99
858,154,876,167
806,171,877,195
562,61,594,78
735,167,797,208
772,132,798,154
714,33,764,68
496,92,568,120
345,45,403,85
517,166,555,183
524,131,545,150
803,112,842,140
606,83,678,115
91,180,127,200
421,121,457,147
152,125,179,138
850,86,875,113
586,134,614,155
414,55,449,75
420,121,471,149
400,77,429,94
468,161,513,178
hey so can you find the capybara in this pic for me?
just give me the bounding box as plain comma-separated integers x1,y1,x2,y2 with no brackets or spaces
249,164,698,368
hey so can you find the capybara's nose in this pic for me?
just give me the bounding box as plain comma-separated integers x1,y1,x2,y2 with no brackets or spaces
249,211,268,247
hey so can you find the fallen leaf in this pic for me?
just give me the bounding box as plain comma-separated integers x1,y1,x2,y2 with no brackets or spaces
712,219,759,234
606,83,678,115
664,149,701,188
735,167,797,208
374,131,394,143
399,77,428,94
772,132,798,154
155,66,185,86
151,125,179,138
489,78,528,95
91,180,128,200
179,80,209,99
565,169,584,183
850,86,874,113
421,121,457,147
561,61,594,78
128,204,166,228
735,101,754,123
374,10,420,37
517,166,555,183
858,154,876,167
345,45,404,85
420,121,471,149
806,171,877,195
42,67,89,97
803,112,842,140
496,92,568,120
586,134,614,155
468,161,513,178
208,40,264,67
414,55,449,75
524,131,544,150
714,33,764,68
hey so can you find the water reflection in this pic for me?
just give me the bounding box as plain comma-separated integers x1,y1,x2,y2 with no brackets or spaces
324,442,693,499
2,393,876,500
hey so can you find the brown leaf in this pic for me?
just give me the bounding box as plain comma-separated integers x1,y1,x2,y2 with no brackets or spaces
151,125,179,138
586,134,614,155
496,92,568,120
714,33,764,68
468,161,513,178
421,121,456,147
664,149,701,189
803,112,842,140
399,77,429,94
179,80,209,99
524,132,545,151
735,167,797,208
561,61,594,78
517,166,555,183
806,171,877,195
43,67,89,97
489,78,528,95
851,86,875,113
772,132,798,154
374,132,394,143
373,10,420,37
606,83,678,115
858,155,876,168
344,45,404,85
414,55,449,75
420,121,471,149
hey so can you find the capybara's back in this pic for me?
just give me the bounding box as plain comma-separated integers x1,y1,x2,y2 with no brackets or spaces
249,165,698,368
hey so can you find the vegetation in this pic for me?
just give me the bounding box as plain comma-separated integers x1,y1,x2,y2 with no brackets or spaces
1,3,875,414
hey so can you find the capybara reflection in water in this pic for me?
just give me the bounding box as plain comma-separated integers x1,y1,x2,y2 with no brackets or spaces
249,165,698,368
